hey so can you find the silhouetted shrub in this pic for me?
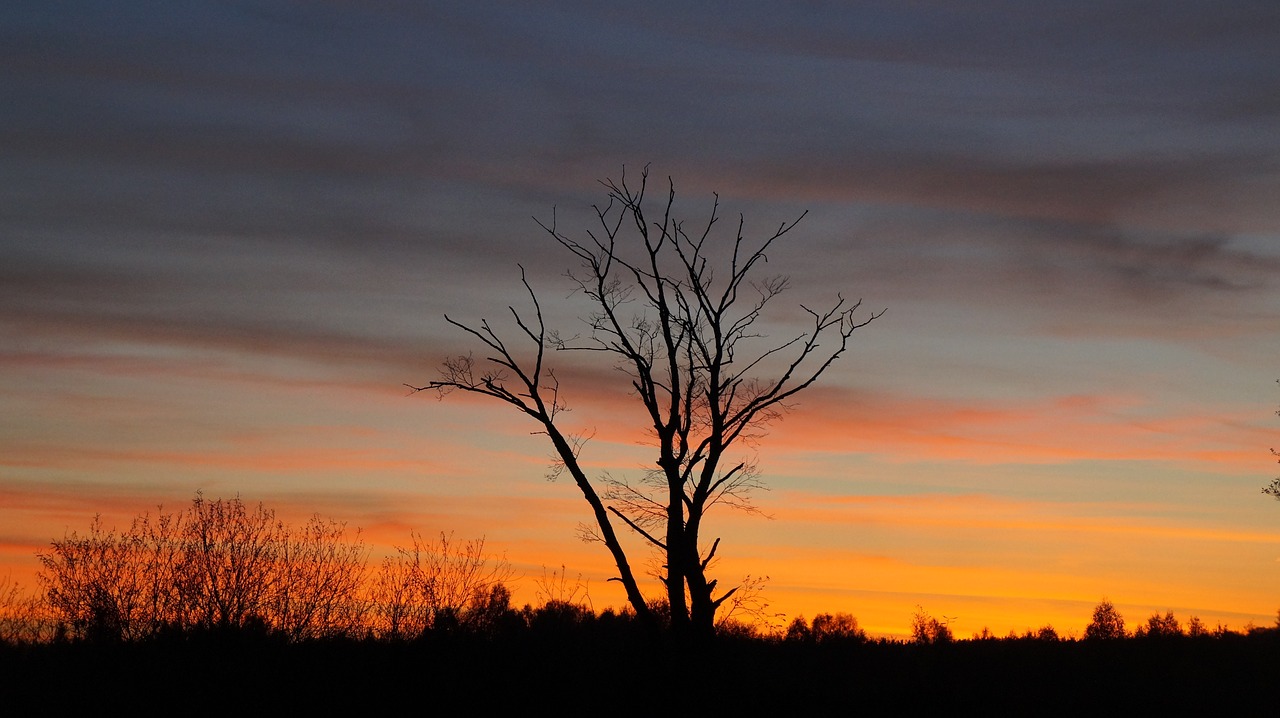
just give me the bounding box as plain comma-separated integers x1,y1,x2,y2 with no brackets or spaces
366,532,511,639
37,495,368,641
0,574,50,644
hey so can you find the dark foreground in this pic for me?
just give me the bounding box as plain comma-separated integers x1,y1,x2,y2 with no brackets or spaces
3,630,1277,714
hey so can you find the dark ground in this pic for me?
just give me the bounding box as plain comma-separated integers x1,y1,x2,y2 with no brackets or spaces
2,631,1276,714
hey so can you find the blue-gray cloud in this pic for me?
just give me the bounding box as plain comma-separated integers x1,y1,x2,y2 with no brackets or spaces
2,0,1277,371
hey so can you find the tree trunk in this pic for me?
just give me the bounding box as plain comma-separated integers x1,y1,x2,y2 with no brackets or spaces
665,477,690,637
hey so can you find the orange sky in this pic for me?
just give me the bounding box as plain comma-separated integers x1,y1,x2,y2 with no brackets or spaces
4,369,1277,637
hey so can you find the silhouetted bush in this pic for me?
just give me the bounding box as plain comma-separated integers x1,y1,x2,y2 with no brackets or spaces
367,532,512,639
0,573,51,644
37,495,368,640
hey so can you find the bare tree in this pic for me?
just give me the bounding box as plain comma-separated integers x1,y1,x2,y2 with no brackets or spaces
413,166,880,639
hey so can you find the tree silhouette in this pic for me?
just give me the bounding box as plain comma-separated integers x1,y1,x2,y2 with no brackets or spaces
910,605,954,644
414,166,880,639
1134,611,1182,638
811,611,863,641
1084,598,1126,639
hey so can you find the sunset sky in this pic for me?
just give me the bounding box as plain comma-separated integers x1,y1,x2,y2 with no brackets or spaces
4,1,1280,637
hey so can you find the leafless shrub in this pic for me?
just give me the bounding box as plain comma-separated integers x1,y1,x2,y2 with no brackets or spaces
0,573,53,644
368,532,511,638
714,574,784,635
36,495,369,641
39,515,170,641
270,515,369,640
180,494,285,630
534,564,591,611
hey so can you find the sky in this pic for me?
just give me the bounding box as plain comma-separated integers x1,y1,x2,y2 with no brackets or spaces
3,1,1280,637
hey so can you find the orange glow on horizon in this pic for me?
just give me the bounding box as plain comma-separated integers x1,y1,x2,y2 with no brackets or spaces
2,323,1276,639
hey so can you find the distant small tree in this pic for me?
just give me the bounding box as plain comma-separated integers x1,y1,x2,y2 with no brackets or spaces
1186,615,1208,637
1028,624,1060,641
810,612,868,643
459,583,514,636
1084,599,1126,640
1244,619,1277,636
1134,611,1181,638
784,615,812,642
784,612,868,643
910,605,953,644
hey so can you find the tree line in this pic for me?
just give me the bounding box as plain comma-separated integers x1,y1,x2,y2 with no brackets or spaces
3,494,1276,646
